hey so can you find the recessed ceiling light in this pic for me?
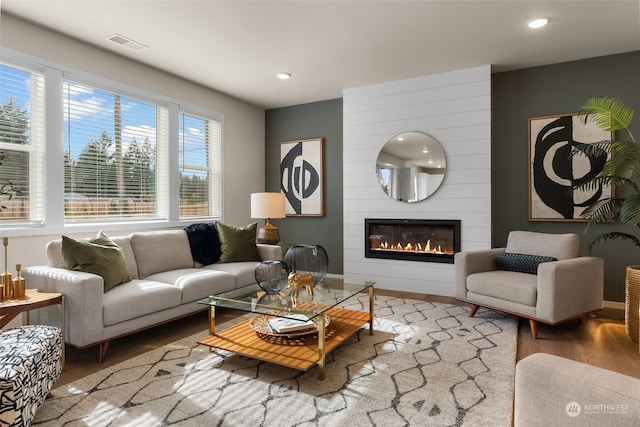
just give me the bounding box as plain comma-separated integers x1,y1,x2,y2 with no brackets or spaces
277,72,291,80
527,17,549,29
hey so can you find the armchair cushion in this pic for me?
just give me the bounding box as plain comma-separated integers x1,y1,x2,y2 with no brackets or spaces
506,231,579,260
468,270,538,306
495,252,557,274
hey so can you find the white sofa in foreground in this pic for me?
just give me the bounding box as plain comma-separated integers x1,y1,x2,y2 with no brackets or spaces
515,353,640,426
23,228,282,363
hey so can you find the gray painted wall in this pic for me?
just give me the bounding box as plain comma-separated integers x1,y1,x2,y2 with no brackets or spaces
265,99,344,273
492,51,640,302
265,51,639,301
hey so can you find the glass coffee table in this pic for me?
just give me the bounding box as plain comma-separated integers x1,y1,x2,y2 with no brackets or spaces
197,276,374,380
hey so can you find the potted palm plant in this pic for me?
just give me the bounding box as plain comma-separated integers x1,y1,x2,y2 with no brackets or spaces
576,96,637,341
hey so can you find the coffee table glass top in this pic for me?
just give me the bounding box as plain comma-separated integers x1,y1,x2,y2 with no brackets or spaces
198,276,374,320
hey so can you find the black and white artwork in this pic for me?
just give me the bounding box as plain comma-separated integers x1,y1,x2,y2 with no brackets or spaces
280,138,324,216
528,113,611,221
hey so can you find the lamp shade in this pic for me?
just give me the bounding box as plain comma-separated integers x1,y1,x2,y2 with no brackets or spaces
251,192,286,219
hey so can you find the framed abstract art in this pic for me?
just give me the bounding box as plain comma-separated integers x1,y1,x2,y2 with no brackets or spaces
280,138,324,216
528,113,612,221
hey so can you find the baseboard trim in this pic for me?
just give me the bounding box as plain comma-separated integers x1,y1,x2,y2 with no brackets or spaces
603,300,625,310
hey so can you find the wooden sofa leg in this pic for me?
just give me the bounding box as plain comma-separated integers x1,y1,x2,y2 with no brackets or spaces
469,305,480,318
99,341,110,364
529,319,538,339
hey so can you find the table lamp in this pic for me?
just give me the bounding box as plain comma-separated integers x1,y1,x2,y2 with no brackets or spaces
251,192,286,244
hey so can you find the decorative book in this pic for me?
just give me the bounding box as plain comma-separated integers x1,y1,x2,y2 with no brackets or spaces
267,313,315,333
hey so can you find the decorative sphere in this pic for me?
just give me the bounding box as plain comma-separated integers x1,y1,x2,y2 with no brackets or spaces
255,260,289,294
284,244,329,287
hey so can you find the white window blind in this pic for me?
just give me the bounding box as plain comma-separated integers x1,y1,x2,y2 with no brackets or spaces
63,79,168,221
0,63,46,225
179,111,221,219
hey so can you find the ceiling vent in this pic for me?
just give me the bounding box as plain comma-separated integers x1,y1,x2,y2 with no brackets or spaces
106,34,148,52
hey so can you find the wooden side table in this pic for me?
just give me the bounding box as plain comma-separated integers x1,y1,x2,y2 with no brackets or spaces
0,289,65,367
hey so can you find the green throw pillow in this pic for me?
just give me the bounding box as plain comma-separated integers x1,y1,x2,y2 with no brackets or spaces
61,231,131,292
216,222,261,263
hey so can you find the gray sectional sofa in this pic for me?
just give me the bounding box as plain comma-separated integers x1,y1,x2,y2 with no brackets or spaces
23,229,282,362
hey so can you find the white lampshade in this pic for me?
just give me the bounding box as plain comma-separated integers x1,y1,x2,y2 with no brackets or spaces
251,192,286,219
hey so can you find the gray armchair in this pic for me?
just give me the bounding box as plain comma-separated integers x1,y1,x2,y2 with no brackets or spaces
455,231,603,338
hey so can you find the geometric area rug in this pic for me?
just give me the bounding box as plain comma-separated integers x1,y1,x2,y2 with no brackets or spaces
32,295,517,426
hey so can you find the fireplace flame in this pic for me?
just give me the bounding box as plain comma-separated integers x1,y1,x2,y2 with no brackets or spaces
375,238,448,255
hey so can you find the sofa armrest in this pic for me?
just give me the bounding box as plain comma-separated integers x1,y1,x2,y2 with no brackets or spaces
536,257,603,323
22,266,105,347
454,248,505,300
515,353,640,427
257,244,282,261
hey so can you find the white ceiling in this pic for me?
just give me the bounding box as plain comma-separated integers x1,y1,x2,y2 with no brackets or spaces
2,0,639,109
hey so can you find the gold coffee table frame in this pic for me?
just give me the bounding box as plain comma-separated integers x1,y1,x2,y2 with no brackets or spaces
198,276,374,380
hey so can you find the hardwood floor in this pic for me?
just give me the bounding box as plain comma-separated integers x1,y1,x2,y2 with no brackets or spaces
55,289,640,388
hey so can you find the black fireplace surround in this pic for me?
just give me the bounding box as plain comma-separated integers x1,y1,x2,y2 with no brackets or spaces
365,218,461,264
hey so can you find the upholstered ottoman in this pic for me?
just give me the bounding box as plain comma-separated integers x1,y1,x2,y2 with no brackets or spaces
0,325,63,427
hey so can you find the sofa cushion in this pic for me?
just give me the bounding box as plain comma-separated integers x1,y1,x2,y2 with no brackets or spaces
467,270,538,307
109,236,139,279
216,222,261,263
145,268,236,303
495,252,557,275
102,279,182,326
61,231,131,292
130,230,194,278
203,261,262,288
184,222,222,265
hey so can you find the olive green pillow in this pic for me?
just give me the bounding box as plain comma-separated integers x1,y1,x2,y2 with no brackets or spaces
216,222,261,263
61,231,131,292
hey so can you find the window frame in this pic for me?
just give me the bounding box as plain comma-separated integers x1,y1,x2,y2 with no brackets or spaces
178,109,223,220
0,59,47,227
0,49,223,237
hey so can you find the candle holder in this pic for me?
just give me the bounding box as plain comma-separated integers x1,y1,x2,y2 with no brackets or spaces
1,237,12,300
12,264,25,299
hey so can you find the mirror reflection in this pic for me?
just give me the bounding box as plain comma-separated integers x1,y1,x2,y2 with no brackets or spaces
376,131,446,203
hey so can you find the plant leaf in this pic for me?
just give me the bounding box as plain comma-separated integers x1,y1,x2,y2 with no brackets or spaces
587,232,640,255
579,97,634,131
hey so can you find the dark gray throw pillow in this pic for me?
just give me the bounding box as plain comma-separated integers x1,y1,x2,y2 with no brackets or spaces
495,252,557,275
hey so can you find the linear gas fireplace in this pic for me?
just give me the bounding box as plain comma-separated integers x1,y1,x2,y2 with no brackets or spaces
365,218,461,264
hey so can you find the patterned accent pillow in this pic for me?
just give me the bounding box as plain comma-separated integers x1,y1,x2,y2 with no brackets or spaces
495,252,557,275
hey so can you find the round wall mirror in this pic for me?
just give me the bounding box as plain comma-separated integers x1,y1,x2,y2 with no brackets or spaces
376,131,446,203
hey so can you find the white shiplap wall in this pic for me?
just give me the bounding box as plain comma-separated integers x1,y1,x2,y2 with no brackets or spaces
343,65,492,296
